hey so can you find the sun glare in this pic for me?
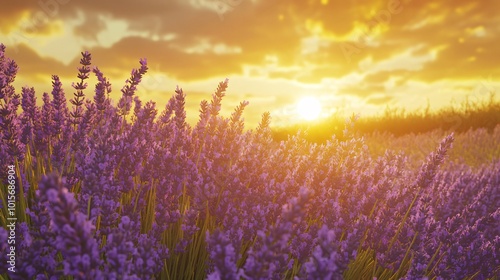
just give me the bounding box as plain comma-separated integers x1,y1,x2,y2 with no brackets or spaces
296,96,322,121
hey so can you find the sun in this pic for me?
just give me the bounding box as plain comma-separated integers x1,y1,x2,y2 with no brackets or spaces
296,96,322,121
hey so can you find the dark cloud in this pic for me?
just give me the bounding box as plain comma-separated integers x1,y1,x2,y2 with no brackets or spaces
73,13,107,41
6,43,71,82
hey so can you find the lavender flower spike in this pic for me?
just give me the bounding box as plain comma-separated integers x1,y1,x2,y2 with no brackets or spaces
414,133,454,190
207,230,243,280
38,174,103,279
117,58,148,116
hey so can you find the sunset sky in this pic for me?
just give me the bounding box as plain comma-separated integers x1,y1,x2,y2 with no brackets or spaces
1,0,499,127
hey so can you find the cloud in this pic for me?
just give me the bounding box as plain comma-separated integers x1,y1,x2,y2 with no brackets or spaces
73,13,107,41
1,0,499,127
7,43,71,82
365,94,393,105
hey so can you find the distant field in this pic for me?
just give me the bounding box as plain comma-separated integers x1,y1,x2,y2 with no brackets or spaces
366,126,500,169
273,95,500,171
272,93,500,144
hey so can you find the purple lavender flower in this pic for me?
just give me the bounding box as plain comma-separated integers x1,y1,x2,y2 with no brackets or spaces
37,174,103,279
175,209,200,253
132,234,169,278
242,188,310,279
414,134,454,190
103,216,168,278
158,94,176,126
93,66,112,112
36,92,54,153
0,227,8,273
0,44,24,163
70,51,92,125
206,230,243,280
301,225,342,280
50,75,68,136
0,91,24,161
74,133,121,234
174,86,187,131
117,58,148,116
20,87,38,145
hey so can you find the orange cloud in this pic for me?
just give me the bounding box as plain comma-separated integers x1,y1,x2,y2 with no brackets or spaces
1,0,499,127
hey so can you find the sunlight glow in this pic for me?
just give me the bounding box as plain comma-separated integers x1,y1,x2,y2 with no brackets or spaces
296,96,322,120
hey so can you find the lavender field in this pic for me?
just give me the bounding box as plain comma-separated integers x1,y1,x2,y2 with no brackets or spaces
0,44,499,279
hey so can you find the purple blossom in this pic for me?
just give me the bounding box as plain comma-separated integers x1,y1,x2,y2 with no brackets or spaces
38,92,53,146
37,174,103,279
0,227,8,273
206,230,243,280
242,188,310,279
50,75,68,136
301,225,342,280
117,58,148,116
93,66,112,112
414,133,454,190
20,87,38,145
102,215,168,279
70,51,92,125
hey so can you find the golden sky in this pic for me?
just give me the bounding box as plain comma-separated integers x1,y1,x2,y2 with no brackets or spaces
1,0,499,127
